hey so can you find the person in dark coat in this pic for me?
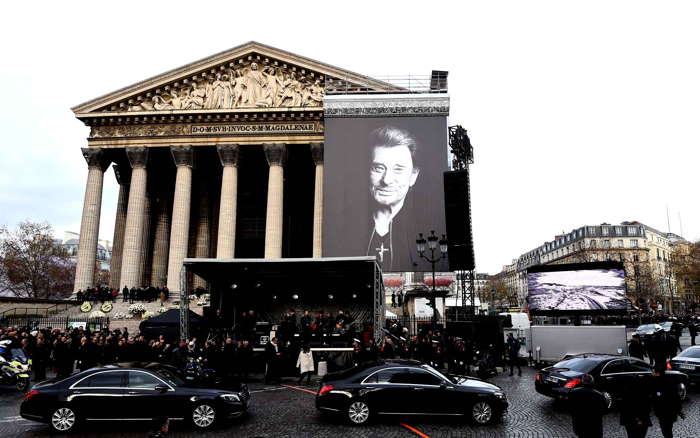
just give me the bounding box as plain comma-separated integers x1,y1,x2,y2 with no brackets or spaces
32,337,49,382
688,319,697,346
629,334,646,361
264,337,282,384
506,333,522,376
650,366,684,438
619,383,652,438
237,340,253,381
568,374,607,438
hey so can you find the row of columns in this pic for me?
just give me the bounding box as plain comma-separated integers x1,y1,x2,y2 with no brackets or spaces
74,143,325,294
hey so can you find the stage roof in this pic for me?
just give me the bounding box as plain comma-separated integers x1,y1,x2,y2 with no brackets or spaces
182,256,380,293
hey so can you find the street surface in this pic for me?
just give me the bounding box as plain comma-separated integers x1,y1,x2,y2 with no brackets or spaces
1,333,698,437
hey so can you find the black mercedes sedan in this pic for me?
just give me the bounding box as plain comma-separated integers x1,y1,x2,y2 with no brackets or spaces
669,346,700,384
20,365,249,432
315,360,508,425
535,353,688,409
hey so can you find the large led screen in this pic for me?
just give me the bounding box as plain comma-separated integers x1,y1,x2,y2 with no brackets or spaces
323,101,449,272
527,264,627,311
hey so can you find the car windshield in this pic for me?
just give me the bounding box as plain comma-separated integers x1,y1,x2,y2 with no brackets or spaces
637,324,657,331
660,322,672,328
679,349,700,359
550,358,598,373
154,369,185,387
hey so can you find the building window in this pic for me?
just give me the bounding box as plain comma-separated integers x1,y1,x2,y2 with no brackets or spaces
619,253,625,262
631,239,638,248
617,239,624,248
657,248,661,260
602,226,610,236
590,240,597,249
605,253,612,261
588,227,596,236
603,240,611,248
615,226,623,235
629,227,637,236
633,254,639,262
591,254,597,261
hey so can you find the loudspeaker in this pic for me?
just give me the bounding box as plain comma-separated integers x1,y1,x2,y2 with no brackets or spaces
443,170,475,270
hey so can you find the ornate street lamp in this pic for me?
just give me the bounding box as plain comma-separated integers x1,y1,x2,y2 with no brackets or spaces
416,230,448,327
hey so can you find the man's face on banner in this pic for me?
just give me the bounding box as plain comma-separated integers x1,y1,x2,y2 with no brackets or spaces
369,144,419,208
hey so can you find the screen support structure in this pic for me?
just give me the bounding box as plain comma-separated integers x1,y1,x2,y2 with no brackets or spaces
179,266,190,341
449,125,476,316
374,263,385,343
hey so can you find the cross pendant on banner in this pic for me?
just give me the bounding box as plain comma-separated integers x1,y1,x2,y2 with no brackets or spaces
375,242,389,263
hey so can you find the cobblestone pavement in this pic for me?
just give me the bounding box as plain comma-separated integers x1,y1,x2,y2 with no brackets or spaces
0,335,698,437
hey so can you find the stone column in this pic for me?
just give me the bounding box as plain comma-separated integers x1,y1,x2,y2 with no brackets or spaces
109,165,130,290
311,142,324,258
139,190,152,287
74,148,109,293
263,143,286,259
166,146,194,293
150,194,171,287
193,174,210,290
119,147,149,289
216,145,239,258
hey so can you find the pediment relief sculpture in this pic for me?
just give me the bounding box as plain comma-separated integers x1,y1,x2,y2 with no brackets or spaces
122,62,324,113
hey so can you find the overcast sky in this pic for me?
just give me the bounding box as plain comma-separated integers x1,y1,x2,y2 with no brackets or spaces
1,1,698,275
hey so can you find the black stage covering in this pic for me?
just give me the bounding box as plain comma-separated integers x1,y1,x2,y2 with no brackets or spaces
139,309,205,341
183,256,382,346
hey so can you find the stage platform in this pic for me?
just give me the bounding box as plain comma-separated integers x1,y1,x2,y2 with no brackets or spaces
178,256,385,343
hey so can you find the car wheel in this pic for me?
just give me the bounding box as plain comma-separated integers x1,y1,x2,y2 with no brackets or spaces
191,403,216,430
49,406,78,433
347,400,371,425
471,401,494,425
678,383,687,401
601,391,613,410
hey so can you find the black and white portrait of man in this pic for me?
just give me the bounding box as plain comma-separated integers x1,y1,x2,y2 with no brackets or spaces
323,115,449,272
366,126,420,269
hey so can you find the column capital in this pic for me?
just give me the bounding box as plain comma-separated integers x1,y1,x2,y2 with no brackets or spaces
171,145,194,167
310,142,324,165
216,144,240,167
81,148,110,171
263,143,287,167
112,164,131,185
126,147,149,169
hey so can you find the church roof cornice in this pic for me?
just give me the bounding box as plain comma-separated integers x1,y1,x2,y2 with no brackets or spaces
72,41,402,115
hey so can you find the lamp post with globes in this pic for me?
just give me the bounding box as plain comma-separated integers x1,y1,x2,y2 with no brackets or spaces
416,230,448,327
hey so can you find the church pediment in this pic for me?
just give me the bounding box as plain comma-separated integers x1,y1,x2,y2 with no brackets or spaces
73,41,401,117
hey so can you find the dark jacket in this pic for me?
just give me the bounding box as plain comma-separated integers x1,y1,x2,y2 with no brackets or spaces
619,385,652,428
568,385,607,437
651,375,682,422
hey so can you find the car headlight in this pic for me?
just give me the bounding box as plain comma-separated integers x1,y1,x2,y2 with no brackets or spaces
219,394,241,403
494,392,506,399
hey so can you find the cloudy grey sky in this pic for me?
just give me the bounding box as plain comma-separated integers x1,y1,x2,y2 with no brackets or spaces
1,1,698,274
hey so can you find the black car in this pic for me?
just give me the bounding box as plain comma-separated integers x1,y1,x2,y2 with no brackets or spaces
535,353,688,408
669,346,700,384
20,364,250,432
315,359,508,425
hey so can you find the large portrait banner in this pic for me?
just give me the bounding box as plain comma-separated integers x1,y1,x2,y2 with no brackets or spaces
323,96,449,272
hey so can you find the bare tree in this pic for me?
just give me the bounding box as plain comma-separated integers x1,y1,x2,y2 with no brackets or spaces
0,221,74,299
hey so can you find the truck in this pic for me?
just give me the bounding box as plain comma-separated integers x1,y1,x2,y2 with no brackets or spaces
529,325,628,365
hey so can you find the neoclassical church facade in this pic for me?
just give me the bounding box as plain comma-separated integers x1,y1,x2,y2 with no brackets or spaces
71,42,403,294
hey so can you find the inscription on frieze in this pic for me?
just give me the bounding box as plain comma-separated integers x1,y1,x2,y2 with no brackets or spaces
90,122,322,138
191,122,319,135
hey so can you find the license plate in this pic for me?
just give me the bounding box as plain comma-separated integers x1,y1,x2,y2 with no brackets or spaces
678,364,695,370
546,376,559,383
